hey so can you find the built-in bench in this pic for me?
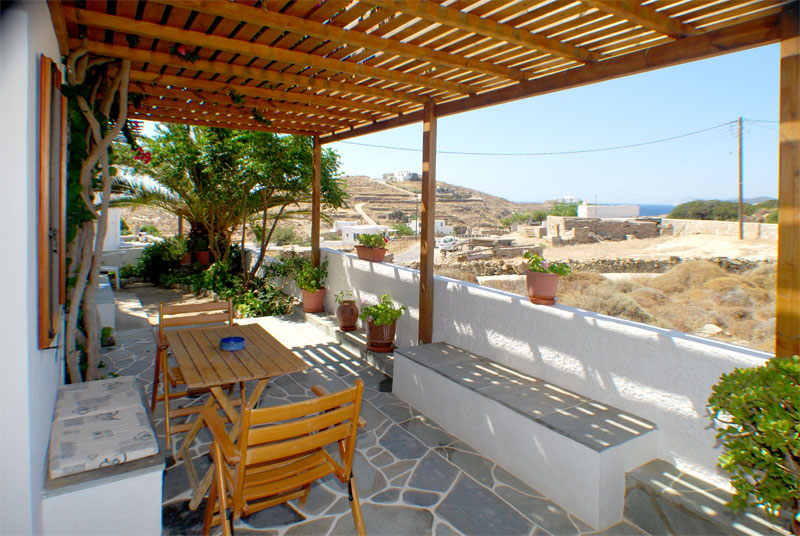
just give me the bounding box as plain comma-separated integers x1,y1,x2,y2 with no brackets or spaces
393,342,659,530
42,376,163,535
626,459,790,535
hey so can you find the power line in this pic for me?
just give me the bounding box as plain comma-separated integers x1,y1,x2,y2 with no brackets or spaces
337,119,776,156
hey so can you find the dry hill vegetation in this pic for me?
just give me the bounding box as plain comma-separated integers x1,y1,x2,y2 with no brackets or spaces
481,260,776,352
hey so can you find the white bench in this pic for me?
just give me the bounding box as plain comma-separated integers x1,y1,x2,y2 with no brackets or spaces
42,376,163,535
393,342,659,531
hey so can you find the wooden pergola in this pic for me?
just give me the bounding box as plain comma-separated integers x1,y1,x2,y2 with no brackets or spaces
49,0,798,356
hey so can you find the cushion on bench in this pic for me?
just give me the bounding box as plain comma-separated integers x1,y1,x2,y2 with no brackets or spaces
48,405,158,479
53,376,143,421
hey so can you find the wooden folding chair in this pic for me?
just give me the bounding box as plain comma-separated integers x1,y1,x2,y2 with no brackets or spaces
151,299,234,447
202,380,366,536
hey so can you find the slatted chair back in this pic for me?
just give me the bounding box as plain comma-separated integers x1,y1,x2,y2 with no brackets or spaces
158,299,234,338
202,380,366,536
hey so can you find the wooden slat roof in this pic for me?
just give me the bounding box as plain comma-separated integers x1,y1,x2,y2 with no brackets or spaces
49,0,792,142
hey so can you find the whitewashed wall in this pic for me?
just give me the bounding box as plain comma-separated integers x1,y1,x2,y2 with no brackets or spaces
663,218,778,239
577,204,640,218
1,3,63,534
319,248,770,484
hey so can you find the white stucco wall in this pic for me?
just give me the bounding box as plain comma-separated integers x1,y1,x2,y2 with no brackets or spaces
319,249,771,484
578,204,640,218
1,3,64,534
662,218,778,239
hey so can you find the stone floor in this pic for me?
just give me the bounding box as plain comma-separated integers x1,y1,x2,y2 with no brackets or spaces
102,315,650,536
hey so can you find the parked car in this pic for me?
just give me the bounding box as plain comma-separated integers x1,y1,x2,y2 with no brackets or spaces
437,236,462,251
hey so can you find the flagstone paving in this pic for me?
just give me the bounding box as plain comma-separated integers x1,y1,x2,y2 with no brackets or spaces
102,316,649,536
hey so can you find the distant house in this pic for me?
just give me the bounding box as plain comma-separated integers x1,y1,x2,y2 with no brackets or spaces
393,170,421,181
555,194,581,204
577,203,640,218
340,224,389,246
333,220,360,232
408,219,454,235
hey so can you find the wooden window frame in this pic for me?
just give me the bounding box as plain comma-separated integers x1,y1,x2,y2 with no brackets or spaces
38,55,67,349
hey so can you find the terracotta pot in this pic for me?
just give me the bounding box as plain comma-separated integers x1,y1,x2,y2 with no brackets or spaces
180,252,192,265
525,271,560,305
366,319,396,353
336,300,359,331
355,246,387,262
302,287,326,313
196,250,211,265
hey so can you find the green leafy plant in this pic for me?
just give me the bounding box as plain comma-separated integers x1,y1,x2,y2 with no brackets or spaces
294,258,328,292
137,237,188,283
335,290,355,304
120,218,131,235
357,233,388,249
359,294,405,326
523,252,571,276
393,224,414,237
139,224,161,236
234,281,294,318
708,355,799,532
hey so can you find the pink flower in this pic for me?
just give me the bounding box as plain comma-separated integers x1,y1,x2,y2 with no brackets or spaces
177,44,188,56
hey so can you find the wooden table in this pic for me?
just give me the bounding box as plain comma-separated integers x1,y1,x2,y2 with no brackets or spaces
165,322,307,509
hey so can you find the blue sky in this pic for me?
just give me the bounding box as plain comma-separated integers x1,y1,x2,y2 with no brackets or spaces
328,44,780,205
141,43,780,206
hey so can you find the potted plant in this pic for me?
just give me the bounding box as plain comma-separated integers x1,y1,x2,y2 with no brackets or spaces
708,355,800,535
359,294,405,352
294,258,328,313
334,290,359,332
523,252,570,305
355,233,388,262
189,235,211,265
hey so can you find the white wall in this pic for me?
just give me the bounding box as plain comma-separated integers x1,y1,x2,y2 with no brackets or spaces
319,249,770,485
662,218,778,239
103,208,121,251
578,204,640,218
1,3,63,534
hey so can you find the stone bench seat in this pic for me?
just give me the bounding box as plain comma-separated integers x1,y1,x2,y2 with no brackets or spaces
393,342,659,530
43,376,163,535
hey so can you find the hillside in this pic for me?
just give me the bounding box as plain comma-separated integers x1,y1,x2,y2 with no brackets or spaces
342,176,550,231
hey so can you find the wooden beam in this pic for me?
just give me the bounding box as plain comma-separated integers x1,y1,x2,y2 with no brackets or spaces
72,39,424,109
322,13,781,143
63,7,469,96
776,3,799,357
129,71,378,120
159,0,526,83
367,0,600,64
130,70,406,119
418,103,436,345
128,111,317,136
312,136,322,268
132,105,329,132
578,0,697,38
136,97,354,128
46,1,69,56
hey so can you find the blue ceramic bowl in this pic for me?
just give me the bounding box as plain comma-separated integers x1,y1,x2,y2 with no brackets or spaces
220,336,246,351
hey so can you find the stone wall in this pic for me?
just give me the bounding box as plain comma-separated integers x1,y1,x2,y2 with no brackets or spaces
546,216,660,245
661,219,777,239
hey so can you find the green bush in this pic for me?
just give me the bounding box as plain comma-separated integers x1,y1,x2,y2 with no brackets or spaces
137,237,187,284
139,224,161,236
549,203,579,217
234,279,294,317
200,261,242,298
708,355,800,529
765,209,779,224
669,200,758,221
357,233,387,248
120,218,131,235
294,258,328,292
393,224,414,237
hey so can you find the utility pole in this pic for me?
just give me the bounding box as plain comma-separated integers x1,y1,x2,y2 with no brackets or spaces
738,117,744,240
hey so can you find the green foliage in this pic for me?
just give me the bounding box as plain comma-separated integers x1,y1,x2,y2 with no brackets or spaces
62,83,94,246
274,226,301,245
233,281,294,317
119,264,142,279
523,252,571,276
549,203,579,217
708,355,800,527
393,224,414,237
357,233,387,248
335,290,355,304
294,258,328,292
139,224,161,236
137,237,188,284
387,210,406,222
669,200,759,221
500,210,551,229
120,218,131,235
359,294,405,326
112,125,346,262
765,209,779,224
261,252,306,281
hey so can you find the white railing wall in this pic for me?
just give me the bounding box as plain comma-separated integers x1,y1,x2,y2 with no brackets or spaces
315,248,771,483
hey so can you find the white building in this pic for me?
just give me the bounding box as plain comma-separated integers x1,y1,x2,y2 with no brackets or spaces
577,203,640,218
408,219,454,235
555,194,581,204
333,220,360,232
393,170,420,181
340,224,390,246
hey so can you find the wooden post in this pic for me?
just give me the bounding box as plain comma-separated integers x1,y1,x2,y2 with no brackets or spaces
419,103,436,344
776,3,799,357
312,135,321,267
178,216,183,237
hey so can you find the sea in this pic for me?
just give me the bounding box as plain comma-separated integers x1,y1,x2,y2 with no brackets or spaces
638,204,675,217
